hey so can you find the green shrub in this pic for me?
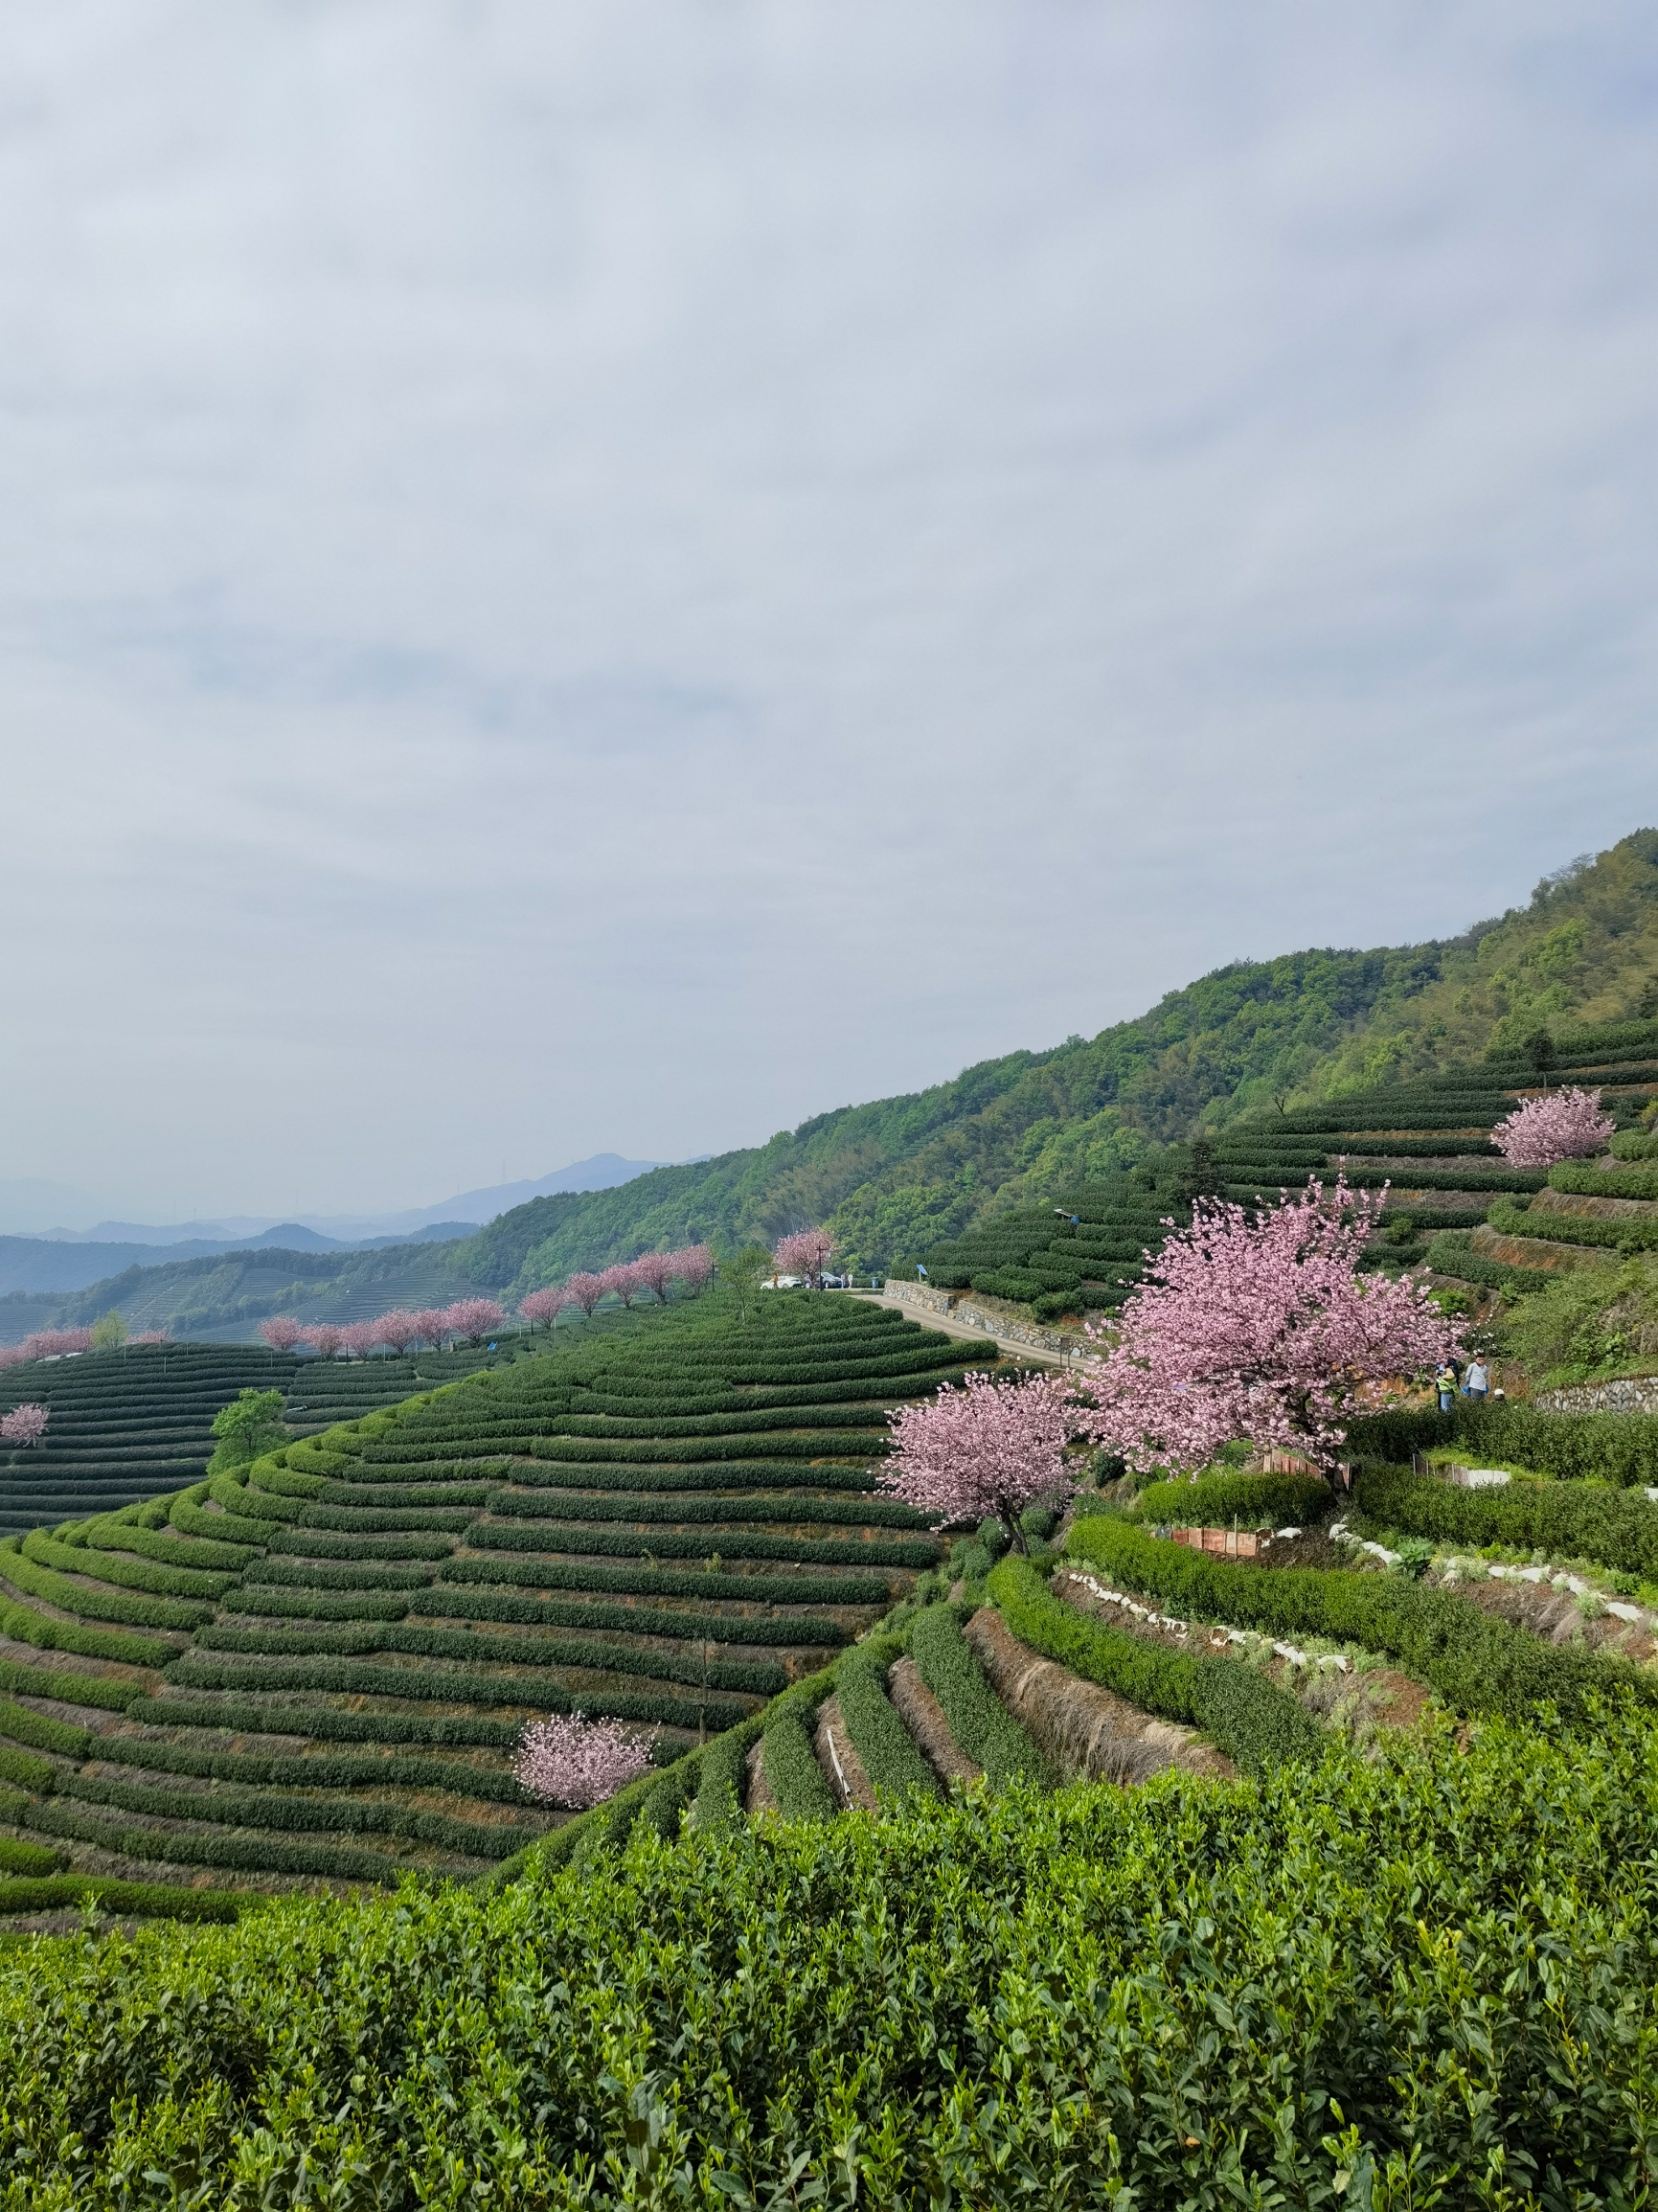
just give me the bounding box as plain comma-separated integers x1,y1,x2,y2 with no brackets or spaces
1064,1516,1656,1728
988,1558,1322,1774
244,1557,432,1591
0,1596,169,1670
0,1546,210,1633
1422,1230,1556,1294
52,1773,534,1859
170,1495,272,1547
120,1698,528,1749
265,1529,455,1561
0,1661,141,1713
0,1838,59,1878
298,1504,476,1535
192,1620,786,1698
507,1460,878,1496
1488,1196,1658,1253
909,1605,1049,1786
209,1473,304,1522
526,1434,886,1466
1353,1464,1658,1579
415,1585,846,1649
91,1735,529,1801
80,1521,257,1574
444,1547,893,1608
162,1655,748,1732
1549,1160,1658,1201
0,1701,89,1760
833,1641,939,1801
1138,1471,1331,1528
0,1876,242,1921
693,1718,765,1836
474,1509,936,1570
1611,1129,1658,1160
22,1528,235,1603
18,1800,420,1885
761,1708,837,1820
1349,1402,1658,1487
0,1745,54,1793
227,1586,413,1623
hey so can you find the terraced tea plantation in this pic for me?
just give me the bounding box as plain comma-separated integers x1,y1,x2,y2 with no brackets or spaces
0,1296,981,1900
920,1017,1658,1317
0,1340,516,1537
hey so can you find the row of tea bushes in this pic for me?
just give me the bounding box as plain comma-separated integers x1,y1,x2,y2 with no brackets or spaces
1352,1463,1658,1580
0,1296,974,1892
1063,1516,1655,1727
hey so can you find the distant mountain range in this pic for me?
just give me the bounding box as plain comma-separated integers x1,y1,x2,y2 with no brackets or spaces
0,1154,662,1302
0,1155,661,1253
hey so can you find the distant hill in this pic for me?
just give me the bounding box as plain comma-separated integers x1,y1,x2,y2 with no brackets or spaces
321,1152,663,1238
0,1220,478,1301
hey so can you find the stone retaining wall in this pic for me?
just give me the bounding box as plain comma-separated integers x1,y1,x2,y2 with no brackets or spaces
1535,1377,1658,1415
875,1278,1083,1356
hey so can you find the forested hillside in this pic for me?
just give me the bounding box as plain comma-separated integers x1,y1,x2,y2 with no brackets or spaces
483,829,1658,1287
15,830,1658,1339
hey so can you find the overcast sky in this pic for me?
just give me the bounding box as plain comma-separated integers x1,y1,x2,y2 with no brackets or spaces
2,3,1656,1227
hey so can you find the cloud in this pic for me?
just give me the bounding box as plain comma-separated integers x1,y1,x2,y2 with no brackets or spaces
0,1,1655,1219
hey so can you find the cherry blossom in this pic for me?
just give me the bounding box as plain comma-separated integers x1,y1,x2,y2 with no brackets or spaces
259,1317,305,1353
513,1711,654,1808
672,1244,715,1296
519,1288,568,1331
880,1367,1079,1552
1492,1086,1616,1167
774,1228,835,1288
0,1403,49,1447
1080,1175,1460,1478
631,1252,676,1304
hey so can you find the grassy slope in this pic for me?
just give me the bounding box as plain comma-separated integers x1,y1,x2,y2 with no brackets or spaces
31,829,1658,1333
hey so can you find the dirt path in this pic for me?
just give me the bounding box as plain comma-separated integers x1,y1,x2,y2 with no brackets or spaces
847,1291,1079,1369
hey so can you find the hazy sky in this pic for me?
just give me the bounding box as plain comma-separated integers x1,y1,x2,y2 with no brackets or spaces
3,3,1656,1226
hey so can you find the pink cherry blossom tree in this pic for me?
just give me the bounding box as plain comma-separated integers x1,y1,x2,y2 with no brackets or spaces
673,1244,715,1297
1492,1085,1616,1167
513,1712,655,1808
0,1403,49,1448
774,1227,835,1288
598,1263,642,1311
310,1324,344,1359
337,1320,376,1358
375,1311,420,1356
880,1368,1079,1554
1080,1175,1462,1481
566,1272,607,1317
520,1288,568,1333
409,1309,448,1351
259,1316,305,1353
7,1329,97,1364
444,1297,507,1343
631,1251,675,1304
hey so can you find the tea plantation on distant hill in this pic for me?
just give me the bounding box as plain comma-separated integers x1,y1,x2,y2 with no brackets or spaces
915,1015,1658,1319
0,1339,514,1538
